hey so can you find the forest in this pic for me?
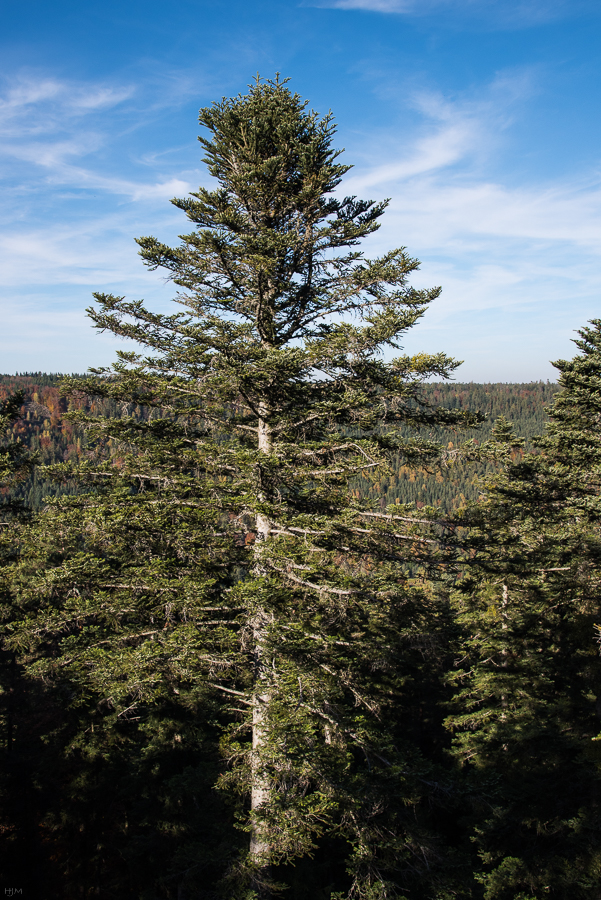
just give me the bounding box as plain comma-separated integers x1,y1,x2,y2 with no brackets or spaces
1,77,600,900
0,374,560,512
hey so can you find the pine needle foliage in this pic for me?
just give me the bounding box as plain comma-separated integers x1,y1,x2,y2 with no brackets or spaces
448,321,601,899
7,77,478,897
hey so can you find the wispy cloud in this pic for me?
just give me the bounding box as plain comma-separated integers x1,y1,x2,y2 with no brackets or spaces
344,75,601,251
384,178,601,250
0,76,134,135
309,0,589,28
0,72,201,203
345,67,537,185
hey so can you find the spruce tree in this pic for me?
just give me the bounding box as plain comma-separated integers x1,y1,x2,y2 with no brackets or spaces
448,323,601,899
7,76,477,897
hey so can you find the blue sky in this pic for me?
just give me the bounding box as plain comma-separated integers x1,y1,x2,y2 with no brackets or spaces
2,0,601,380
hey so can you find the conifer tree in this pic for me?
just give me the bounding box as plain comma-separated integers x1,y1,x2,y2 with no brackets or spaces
8,77,476,897
448,323,601,899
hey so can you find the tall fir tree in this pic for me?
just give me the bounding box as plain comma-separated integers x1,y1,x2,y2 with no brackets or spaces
447,322,601,899
6,77,478,897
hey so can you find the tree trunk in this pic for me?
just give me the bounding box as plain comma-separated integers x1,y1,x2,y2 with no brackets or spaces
250,405,272,872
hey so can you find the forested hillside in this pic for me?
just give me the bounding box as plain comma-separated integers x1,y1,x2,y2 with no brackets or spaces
0,373,151,508
0,374,559,511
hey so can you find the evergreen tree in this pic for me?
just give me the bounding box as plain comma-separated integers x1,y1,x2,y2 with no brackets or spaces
448,323,601,899
7,76,477,897
3,442,240,897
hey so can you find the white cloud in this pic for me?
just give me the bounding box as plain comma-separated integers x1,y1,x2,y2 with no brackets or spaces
345,122,477,188
0,203,186,288
0,76,134,136
342,76,601,254
322,0,414,9
381,178,601,250
0,73,199,201
346,70,536,190
39,163,193,201
310,0,587,27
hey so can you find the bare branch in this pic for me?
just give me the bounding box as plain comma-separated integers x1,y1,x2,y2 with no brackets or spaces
266,563,360,596
208,683,253,706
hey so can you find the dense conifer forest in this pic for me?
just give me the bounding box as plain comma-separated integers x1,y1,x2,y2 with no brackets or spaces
0,374,560,511
1,78,599,900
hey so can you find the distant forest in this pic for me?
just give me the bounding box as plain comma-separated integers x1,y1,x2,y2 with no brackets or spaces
0,373,560,512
